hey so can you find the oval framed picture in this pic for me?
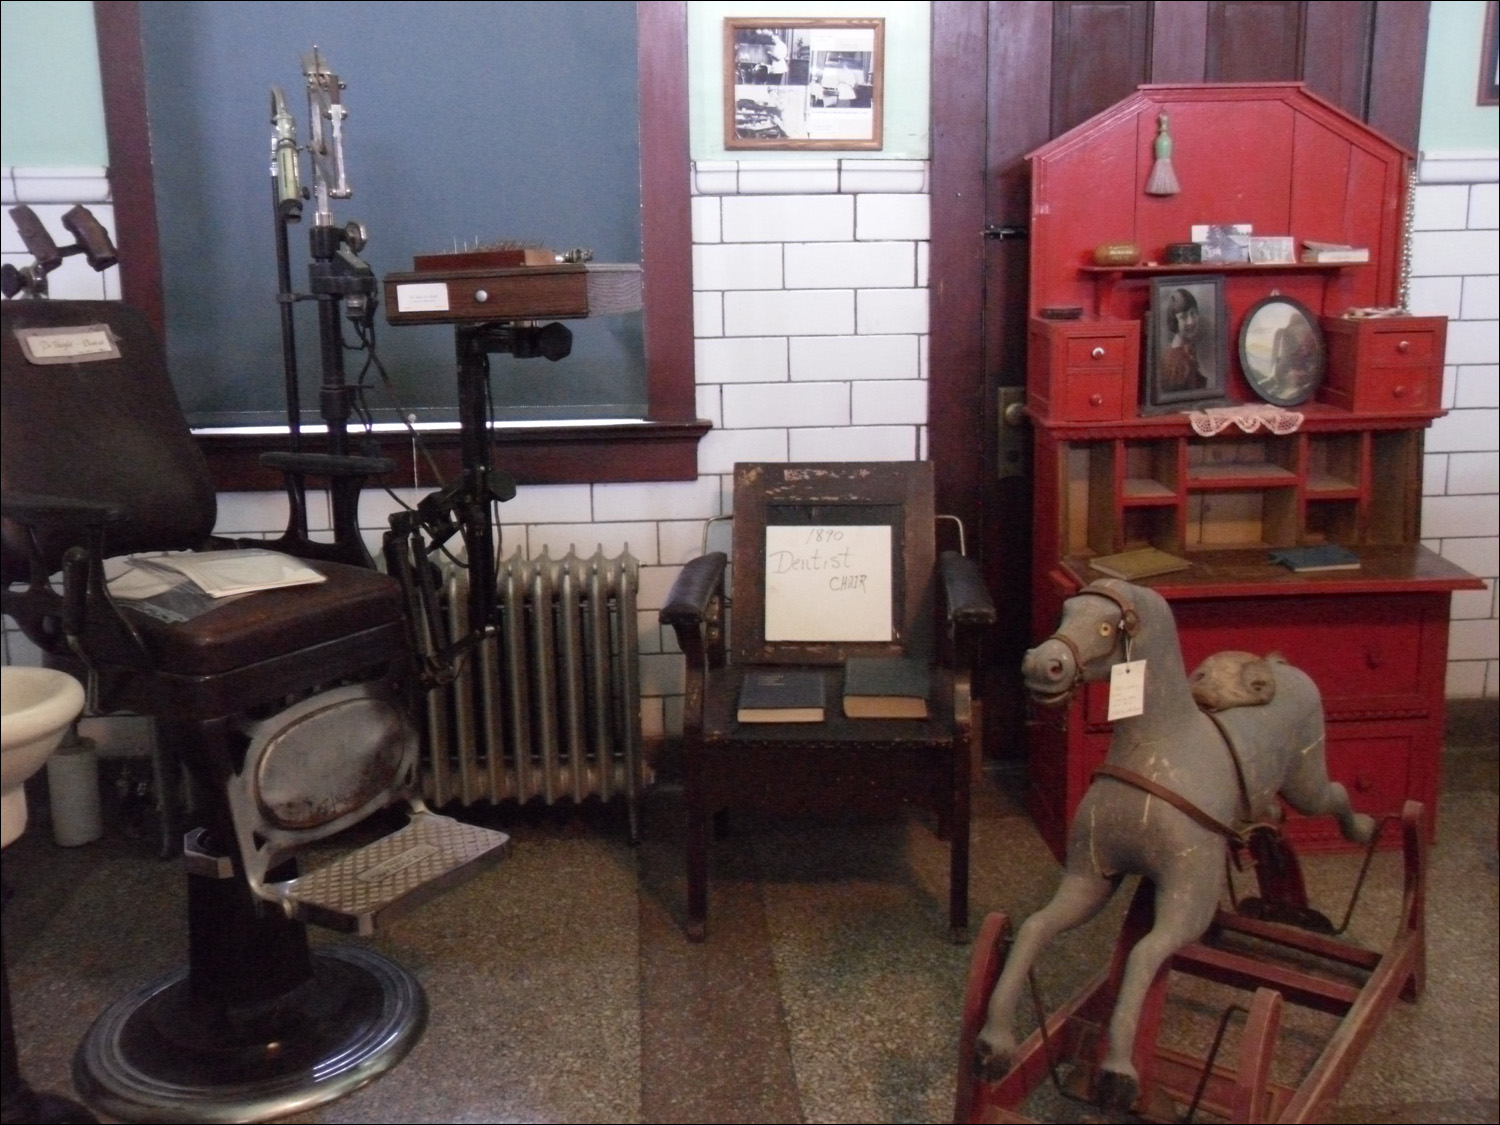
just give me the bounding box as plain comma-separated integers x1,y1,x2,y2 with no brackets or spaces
1238,295,1325,406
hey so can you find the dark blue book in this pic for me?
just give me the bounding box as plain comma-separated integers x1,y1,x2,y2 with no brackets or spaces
1268,544,1360,572
737,670,826,723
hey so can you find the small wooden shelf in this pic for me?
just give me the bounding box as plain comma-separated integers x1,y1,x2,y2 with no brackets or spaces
1187,462,1298,486
1121,478,1175,501
1078,261,1359,277
1306,474,1359,496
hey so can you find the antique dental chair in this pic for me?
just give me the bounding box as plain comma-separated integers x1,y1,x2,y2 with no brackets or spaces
660,461,996,941
0,293,508,1122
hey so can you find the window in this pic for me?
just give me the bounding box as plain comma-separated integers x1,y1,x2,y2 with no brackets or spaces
98,0,702,487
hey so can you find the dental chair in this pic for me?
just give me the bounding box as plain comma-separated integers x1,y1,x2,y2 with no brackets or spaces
1,294,508,1122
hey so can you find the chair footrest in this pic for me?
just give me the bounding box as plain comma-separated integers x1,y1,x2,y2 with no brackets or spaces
267,811,509,936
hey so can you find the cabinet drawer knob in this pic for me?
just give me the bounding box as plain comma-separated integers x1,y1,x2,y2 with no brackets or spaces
474,289,490,303
1091,347,1106,359
1397,339,1410,354
1392,385,1406,398
1089,393,1103,406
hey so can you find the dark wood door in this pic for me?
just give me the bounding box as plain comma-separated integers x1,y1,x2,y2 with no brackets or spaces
928,1,1431,760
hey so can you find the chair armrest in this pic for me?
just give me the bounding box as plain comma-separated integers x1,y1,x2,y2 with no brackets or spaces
660,552,728,629
260,451,397,478
2,490,129,531
940,550,996,629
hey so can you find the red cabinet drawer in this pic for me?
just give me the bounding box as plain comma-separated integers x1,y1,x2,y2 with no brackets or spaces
1065,335,1128,367
1060,372,1126,420
1366,327,1439,365
1171,597,1428,712
1358,366,1435,412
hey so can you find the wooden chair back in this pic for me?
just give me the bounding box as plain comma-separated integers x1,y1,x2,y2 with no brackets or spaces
729,462,936,666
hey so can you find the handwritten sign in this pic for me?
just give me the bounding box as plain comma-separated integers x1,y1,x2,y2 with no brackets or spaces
763,524,892,642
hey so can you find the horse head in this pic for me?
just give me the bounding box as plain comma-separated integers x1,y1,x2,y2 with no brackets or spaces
1020,580,1144,706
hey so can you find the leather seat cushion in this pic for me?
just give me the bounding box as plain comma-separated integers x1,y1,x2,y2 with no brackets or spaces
119,559,406,675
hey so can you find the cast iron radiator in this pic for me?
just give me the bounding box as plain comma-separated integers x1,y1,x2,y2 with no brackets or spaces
415,546,648,839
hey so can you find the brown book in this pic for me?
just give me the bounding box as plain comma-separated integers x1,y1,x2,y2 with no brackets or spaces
843,656,930,719
1088,547,1191,581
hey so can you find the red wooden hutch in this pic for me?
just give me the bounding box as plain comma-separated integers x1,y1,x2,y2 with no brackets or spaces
1023,84,1481,859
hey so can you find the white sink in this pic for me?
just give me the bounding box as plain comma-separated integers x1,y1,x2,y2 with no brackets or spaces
2,667,86,847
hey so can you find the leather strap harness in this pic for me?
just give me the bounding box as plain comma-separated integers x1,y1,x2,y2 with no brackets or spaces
1059,582,1255,843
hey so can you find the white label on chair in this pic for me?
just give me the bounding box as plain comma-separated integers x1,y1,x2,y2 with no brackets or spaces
394,281,451,312
764,524,892,641
1107,660,1146,721
15,325,120,364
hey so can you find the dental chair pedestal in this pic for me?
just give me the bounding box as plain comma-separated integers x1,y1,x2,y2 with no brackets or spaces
74,847,428,1124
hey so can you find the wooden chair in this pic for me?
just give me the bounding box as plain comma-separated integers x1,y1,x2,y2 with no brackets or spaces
660,462,996,941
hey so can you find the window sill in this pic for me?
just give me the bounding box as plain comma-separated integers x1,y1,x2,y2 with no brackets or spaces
196,419,712,492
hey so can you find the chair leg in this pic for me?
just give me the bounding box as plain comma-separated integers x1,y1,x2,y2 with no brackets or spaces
949,743,972,942
687,803,710,943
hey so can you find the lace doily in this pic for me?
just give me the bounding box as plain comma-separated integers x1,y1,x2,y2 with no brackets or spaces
1187,403,1304,436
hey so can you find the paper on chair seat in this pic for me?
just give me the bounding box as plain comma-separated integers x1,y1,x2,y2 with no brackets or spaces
126,549,326,598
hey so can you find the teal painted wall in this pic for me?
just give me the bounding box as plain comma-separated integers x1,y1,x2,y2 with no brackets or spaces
0,0,106,166
1419,0,1498,151
4,2,1493,169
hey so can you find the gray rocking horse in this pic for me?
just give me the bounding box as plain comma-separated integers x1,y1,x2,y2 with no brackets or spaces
975,579,1375,1111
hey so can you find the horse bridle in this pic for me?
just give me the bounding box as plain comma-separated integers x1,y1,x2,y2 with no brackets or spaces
1034,581,1141,703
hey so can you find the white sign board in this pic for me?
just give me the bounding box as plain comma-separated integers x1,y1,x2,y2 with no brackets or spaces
763,524,892,642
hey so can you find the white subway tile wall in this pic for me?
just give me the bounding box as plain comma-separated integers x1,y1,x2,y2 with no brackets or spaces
1410,173,1500,697
4,159,1495,723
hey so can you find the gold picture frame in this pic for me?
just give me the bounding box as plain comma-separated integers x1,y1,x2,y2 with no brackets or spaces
724,18,884,150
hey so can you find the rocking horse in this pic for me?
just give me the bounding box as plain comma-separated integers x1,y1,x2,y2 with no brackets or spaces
974,579,1377,1113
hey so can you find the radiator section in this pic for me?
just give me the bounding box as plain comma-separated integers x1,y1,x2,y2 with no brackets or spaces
420,546,647,835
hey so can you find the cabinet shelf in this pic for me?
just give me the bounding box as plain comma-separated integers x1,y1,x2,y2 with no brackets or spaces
1078,261,1358,278
1187,463,1297,488
1121,479,1176,504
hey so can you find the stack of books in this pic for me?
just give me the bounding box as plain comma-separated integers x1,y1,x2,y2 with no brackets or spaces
1302,240,1369,263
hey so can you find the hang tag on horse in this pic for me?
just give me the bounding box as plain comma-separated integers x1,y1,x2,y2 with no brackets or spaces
1107,659,1146,720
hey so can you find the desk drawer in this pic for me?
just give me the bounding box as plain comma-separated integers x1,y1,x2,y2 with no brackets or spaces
1065,335,1129,367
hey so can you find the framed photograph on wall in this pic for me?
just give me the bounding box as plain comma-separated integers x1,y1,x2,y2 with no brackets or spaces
1481,0,1499,106
724,18,884,150
1143,275,1228,413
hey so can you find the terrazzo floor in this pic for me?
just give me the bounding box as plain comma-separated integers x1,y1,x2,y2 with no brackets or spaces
4,723,1495,1124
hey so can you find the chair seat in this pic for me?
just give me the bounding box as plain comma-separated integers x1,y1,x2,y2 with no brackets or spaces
702,666,956,745
119,560,404,675
698,667,959,820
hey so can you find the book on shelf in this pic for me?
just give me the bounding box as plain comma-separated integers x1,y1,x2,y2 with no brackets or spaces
1302,240,1369,264
842,656,930,719
1268,544,1360,572
737,670,826,723
1087,547,1192,581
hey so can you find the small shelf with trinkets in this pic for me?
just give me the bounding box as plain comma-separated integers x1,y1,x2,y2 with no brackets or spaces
1021,83,1482,862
